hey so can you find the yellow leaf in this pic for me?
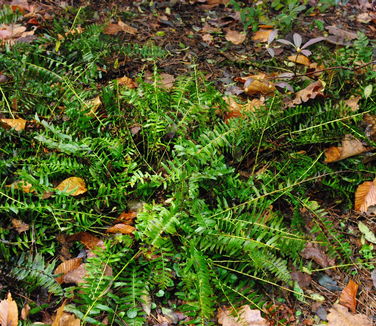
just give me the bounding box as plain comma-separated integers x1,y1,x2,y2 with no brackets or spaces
354,178,376,213
252,29,272,42
0,118,26,131
6,180,35,193
288,54,311,66
0,293,18,326
55,177,87,196
84,96,101,117
244,79,275,96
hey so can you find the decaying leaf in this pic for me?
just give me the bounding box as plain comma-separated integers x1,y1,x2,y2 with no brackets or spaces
104,20,137,35
327,304,372,326
240,74,276,96
6,180,35,193
116,76,137,88
217,305,269,326
287,80,324,107
20,303,30,320
339,280,358,313
0,293,18,326
287,54,311,66
300,242,335,268
324,135,370,163
52,302,80,326
62,263,87,285
54,258,83,284
11,219,29,233
0,118,26,131
358,221,376,244
344,96,361,111
84,96,101,117
159,73,175,89
223,96,265,122
252,29,272,42
225,30,246,45
55,177,87,196
0,24,35,45
106,223,135,234
66,232,104,250
363,114,376,141
354,179,376,213
116,211,137,223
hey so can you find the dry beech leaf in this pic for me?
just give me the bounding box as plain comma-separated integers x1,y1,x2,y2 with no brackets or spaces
339,280,358,313
354,178,376,213
217,305,269,326
252,29,272,42
117,20,137,35
287,54,311,66
55,177,87,196
52,302,80,326
244,74,276,96
66,232,104,250
116,211,137,223
324,135,370,163
106,223,135,235
327,304,372,326
54,258,83,284
225,30,246,45
0,293,18,326
223,96,264,122
63,264,87,285
11,219,29,233
7,180,35,193
116,76,137,88
344,96,361,111
288,80,324,107
0,118,26,131
300,242,335,268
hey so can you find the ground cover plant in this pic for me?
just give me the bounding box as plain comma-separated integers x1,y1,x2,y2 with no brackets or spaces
0,0,375,325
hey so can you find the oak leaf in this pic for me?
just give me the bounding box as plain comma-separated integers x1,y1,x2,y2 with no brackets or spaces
0,293,18,326
55,177,87,196
339,280,358,313
354,178,376,213
54,258,83,284
324,135,370,163
327,304,372,326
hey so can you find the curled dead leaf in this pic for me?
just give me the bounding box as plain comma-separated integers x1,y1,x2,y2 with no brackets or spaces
339,280,358,313
54,258,83,284
287,54,311,66
20,303,30,320
84,96,101,117
106,223,135,234
52,302,80,326
0,118,26,131
244,76,275,96
225,30,246,45
324,135,370,163
116,211,137,223
287,80,324,107
0,293,18,326
354,178,376,213
55,177,87,196
327,304,372,326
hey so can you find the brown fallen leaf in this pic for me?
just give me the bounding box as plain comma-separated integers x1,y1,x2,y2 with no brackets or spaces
11,219,29,233
106,223,135,235
344,96,361,111
52,302,80,326
287,80,324,107
116,211,138,223
243,74,276,96
6,180,35,193
291,271,312,288
217,305,269,326
363,114,376,141
0,24,34,45
300,242,335,268
20,303,30,320
202,33,214,45
54,258,83,284
252,29,272,42
354,178,376,213
324,135,370,163
66,232,104,250
0,118,26,131
325,26,358,45
55,177,87,196
223,96,265,122
84,96,101,117
327,304,372,326
225,30,246,45
0,293,18,326
103,20,137,35
159,73,175,89
116,76,137,88
63,263,87,285
287,54,311,66
339,280,358,313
